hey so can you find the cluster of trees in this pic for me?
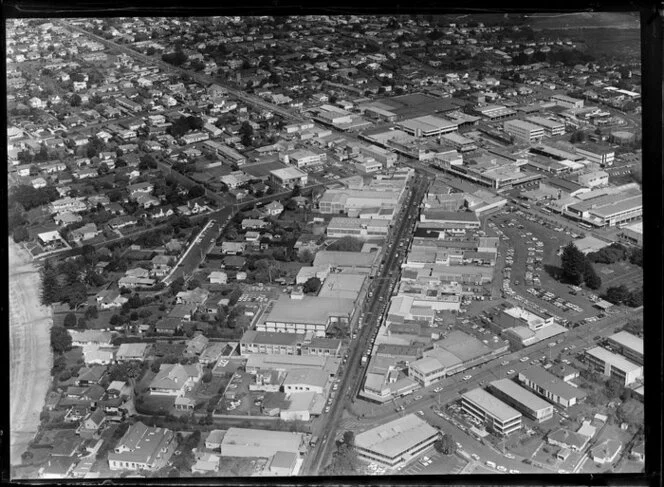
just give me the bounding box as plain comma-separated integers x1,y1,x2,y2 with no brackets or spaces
587,243,641,266
602,285,643,307
10,184,60,211
302,277,321,294
512,48,595,67
560,243,602,290
50,325,73,354
41,258,90,309
239,121,253,147
569,130,587,143
324,431,359,475
168,115,204,138
434,433,457,455
161,50,188,66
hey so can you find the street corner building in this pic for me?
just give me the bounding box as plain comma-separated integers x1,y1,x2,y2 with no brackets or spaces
354,413,441,468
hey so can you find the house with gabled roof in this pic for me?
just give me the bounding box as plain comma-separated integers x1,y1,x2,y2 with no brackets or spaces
74,365,107,386
116,342,151,362
149,363,203,396
76,408,107,439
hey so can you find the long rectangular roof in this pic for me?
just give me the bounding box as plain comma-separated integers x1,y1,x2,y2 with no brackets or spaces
355,414,439,458
586,346,642,373
519,366,587,401
462,388,522,422
608,331,643,356
489,379,553,413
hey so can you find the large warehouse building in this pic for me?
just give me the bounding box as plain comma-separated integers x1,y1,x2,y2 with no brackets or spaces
518,366,587,408
220,428,308,458
461,388,522,436
607,331,643,365
354,414,441,468
487,379,554,423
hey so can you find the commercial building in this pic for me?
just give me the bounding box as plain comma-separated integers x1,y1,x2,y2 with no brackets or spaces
286,149,325,168
354,414,441,468
518,366,587,408
440,132,478,152
269,167,308,189
220,428,307,458
312,250,379,272
436,154,541,190
619,221,643,247
408,348,463,386
487,379,554,423
108,422,176,471
578,170,609,188
550,94,584,109
461,388,523,436
585,346,643,386
398,115,458,137
419,210,481,231
566,192,642,227
473,104,517,121
259,295,355,337
607,331,643,365
317,273,366,301
318,188,403,216
575,143,615,167
525,116,566,137
326,217,390,239
359,144,397,168
240,330,304,356
503,120,545,144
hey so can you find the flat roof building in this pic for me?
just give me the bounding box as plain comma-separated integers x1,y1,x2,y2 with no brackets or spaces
240,330,305,356
354,414,441,467
220,428,307,458
260,295,355,337
461,388,522,436
398,115,458,137
585,346,643,386
525,116,566,137
488,379,554,423
607,331,643,365
503,119,545,144
326,217,390,240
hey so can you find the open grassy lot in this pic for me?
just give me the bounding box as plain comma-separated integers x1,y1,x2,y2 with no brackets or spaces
594,261,643,293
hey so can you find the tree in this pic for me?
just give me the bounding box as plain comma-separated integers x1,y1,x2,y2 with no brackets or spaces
162,50,188,66
560,242,586,285
70,94,82,107
303,277,321,294
40,259,61,306
284,198,298,211
604,285,630,305
629,247,643,267
12,226,30,243
63,312,78,328
291,184,301,197
51,326,73,354
626,289,643,307
239,121,253,147
188,185,205,198
342,431,355,447
85,305,99,319
170,276,185,296
583,262,602,290
434,433,456,455
139,154,158,170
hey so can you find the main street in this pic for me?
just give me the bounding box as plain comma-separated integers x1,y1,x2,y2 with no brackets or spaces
301,173,429,475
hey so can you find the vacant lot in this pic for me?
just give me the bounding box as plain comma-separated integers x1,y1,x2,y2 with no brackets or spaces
594,261,643,293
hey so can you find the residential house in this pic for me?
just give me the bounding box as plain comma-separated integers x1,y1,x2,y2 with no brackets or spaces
591,439,622,464
69,330,113,348
263,201,284,216
70,223,101,243
75,409,106,439
155,317,183,335
74,365,107,387
95,289,128,310
108,215,137,230
38,456,77,479
184,334,209,358
176,287,210,306
221,241,246,255
115,343,151,362
208,271,228,285
149,363,203,396
150,254,172,278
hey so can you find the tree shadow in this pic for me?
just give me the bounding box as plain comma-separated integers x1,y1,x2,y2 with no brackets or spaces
543,264,563,281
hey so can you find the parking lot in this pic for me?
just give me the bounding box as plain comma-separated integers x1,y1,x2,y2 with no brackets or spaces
489,209,606,322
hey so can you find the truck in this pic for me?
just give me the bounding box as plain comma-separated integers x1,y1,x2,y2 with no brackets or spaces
310,435,319,447
361,355,368,365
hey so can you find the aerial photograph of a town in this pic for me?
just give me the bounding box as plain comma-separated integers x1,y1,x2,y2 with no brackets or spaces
7,9,649,481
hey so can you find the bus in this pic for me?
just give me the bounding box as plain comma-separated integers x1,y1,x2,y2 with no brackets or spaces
541,207,552,214
520,202,531,209
579,222,592,230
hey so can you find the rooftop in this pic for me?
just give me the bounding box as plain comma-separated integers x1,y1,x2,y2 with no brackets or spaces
355,414,439,459
489,379,553,413
608,331,643,355
462,387,522,422
586,346,642,373
519,366,587,401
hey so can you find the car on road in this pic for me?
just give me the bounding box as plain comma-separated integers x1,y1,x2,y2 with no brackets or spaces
501,360,509,366
509,469,520,474
433,387,443,393
507,369,515,375
463,375,472,381
520,357,529,363
324,406,330,413
417,410,424,416
505,453,516,459
497,465,507,472
471,453,480,461
414,395,422,400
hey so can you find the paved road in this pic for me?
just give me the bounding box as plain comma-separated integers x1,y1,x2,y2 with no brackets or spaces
301,174,428,475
